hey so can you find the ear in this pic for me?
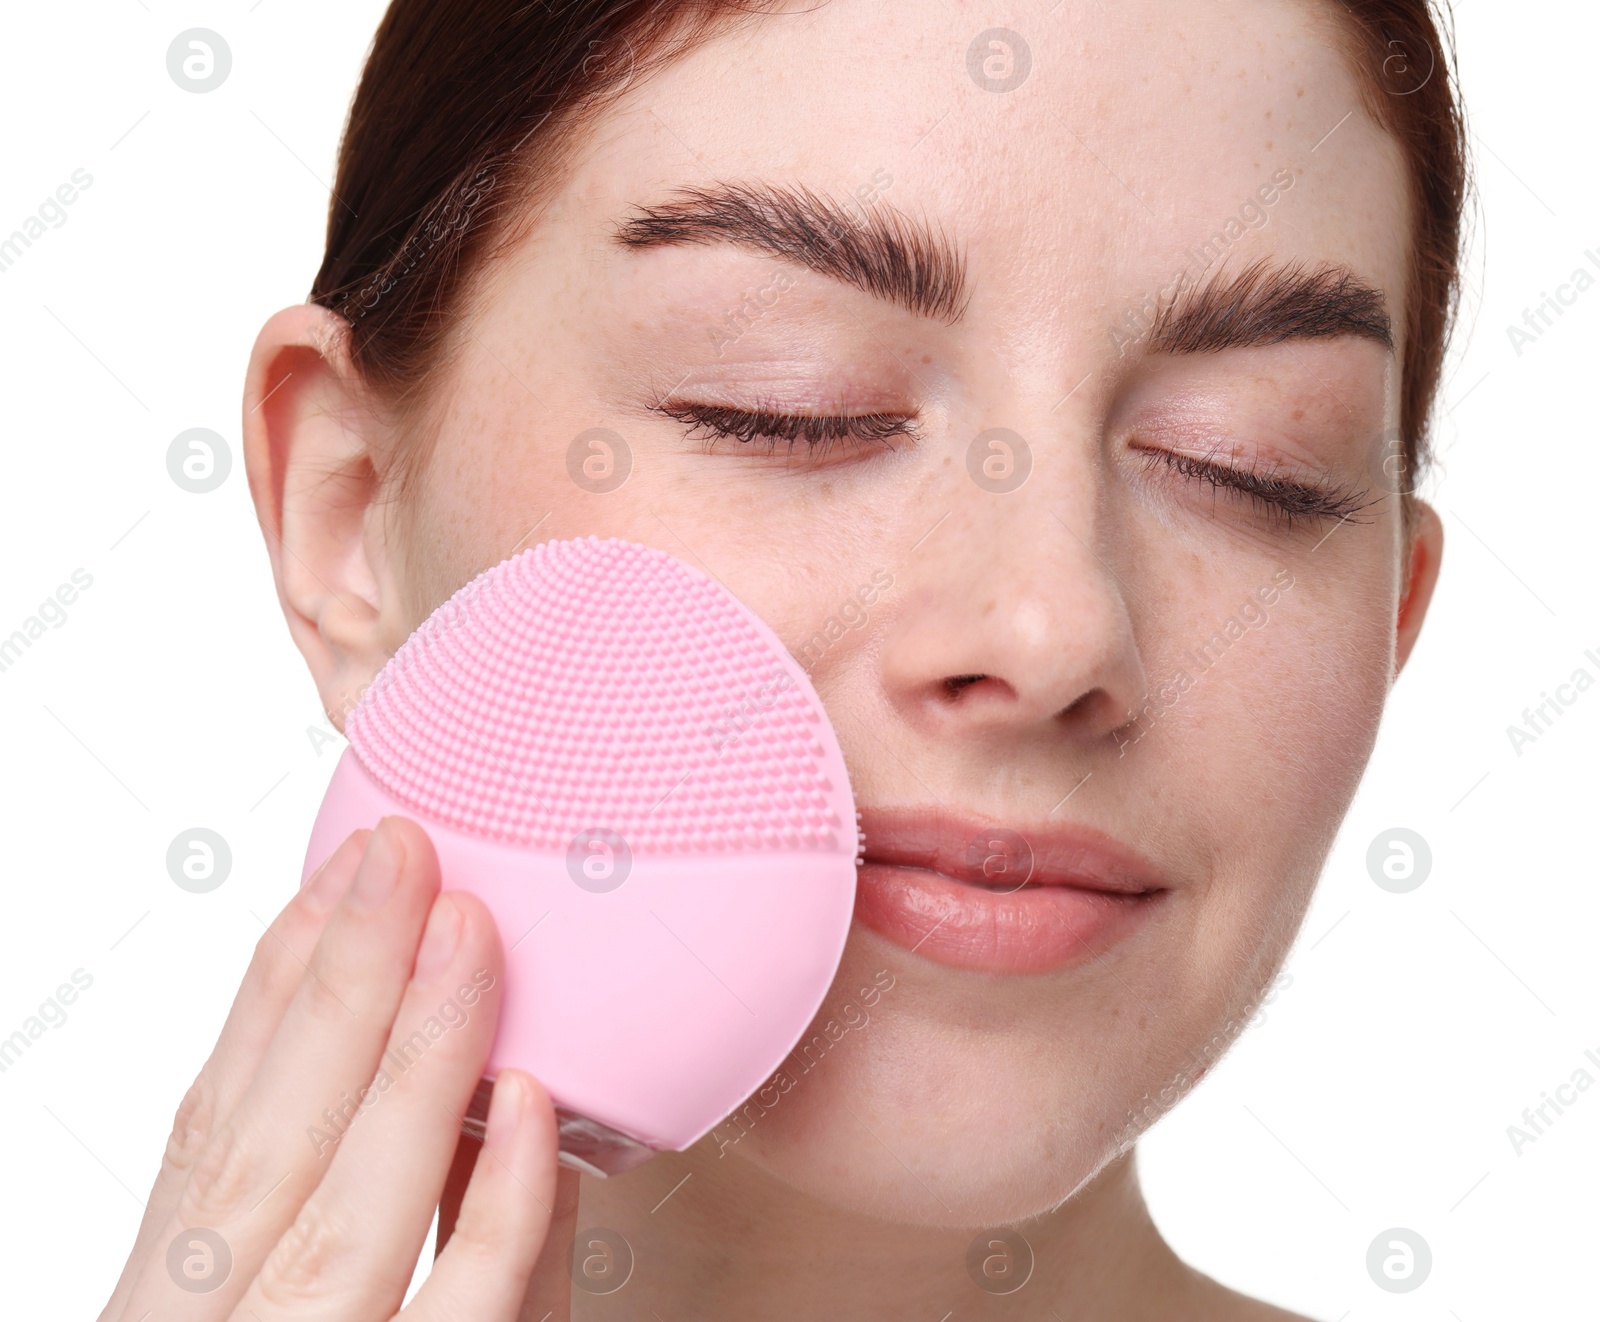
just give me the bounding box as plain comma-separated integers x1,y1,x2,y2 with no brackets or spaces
241,303,410,731
1394,497,1443,678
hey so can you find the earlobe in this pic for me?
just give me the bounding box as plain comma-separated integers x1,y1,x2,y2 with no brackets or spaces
1394,498,1444,678
241,302,407,730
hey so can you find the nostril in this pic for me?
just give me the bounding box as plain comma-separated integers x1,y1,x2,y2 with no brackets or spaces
1057,688,1125,730
944,674,987,695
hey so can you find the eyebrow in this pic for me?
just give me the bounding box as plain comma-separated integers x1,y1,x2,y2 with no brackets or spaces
1148,258,1394,354
611,180,971,324
612,189,1390,354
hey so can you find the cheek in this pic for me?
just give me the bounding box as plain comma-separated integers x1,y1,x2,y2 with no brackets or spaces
399,381,570,613
1246,588,1394,812
1158,568,1394,846
1136,568,1395,973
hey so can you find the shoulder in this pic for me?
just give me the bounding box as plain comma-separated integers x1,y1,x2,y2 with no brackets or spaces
1181,1266,1322,1321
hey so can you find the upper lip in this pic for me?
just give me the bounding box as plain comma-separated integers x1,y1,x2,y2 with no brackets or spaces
857,805,1167,896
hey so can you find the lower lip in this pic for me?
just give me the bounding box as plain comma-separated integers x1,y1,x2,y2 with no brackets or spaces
853,862,1163,974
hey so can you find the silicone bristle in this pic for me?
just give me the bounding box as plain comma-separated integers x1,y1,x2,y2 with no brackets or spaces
346,537,843,854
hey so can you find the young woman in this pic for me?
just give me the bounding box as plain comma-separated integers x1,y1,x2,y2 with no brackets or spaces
101,0,1465,1317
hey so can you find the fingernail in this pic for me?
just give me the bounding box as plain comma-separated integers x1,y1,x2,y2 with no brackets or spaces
349,819,404,911
308,830,367,907
485,1071,527,1149
414,893,463,979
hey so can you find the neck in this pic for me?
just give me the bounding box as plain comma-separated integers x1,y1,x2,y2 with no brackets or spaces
564,1141,1195,1319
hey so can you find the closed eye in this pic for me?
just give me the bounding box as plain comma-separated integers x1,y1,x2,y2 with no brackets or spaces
650,398,918,458
653,398,1375,531
1137,445,1378,530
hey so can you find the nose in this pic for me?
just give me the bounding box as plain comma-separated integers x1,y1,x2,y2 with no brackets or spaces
877,459,1147,749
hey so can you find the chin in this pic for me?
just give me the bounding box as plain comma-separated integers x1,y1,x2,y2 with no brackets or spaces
720,1055,1119,1230
699,940,1126,1229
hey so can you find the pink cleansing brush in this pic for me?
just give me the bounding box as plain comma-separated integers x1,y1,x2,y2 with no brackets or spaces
301,535,860,1176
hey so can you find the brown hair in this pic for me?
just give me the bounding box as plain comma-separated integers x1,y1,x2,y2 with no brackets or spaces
1328,0,1469,496
309,0,1468,499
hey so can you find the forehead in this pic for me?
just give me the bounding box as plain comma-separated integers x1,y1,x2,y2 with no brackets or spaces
560,0,1410,342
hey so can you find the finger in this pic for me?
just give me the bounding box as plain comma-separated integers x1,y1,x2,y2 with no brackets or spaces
119,815,440,1321
512,1164,581,1322
403,1071,567,1322
234,890,503,1318
100,828,369,1321
434,1119,483,1258
431,1126,580,1315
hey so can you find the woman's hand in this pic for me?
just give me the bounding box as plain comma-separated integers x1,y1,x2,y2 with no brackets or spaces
98,815,579,1321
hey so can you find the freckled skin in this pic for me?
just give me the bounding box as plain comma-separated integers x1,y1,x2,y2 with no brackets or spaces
251,0,1445,1316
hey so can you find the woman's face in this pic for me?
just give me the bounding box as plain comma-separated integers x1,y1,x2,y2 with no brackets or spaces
297,0,1440,1227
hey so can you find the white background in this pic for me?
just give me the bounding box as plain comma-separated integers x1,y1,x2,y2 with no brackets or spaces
0,3,1593,1317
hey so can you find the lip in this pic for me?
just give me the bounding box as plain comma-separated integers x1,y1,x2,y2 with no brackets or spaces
852,806,1169,974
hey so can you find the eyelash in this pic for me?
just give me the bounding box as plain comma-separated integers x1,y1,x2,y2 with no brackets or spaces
1136,446,1376,530
651,399,1372,530
650,398,917,459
